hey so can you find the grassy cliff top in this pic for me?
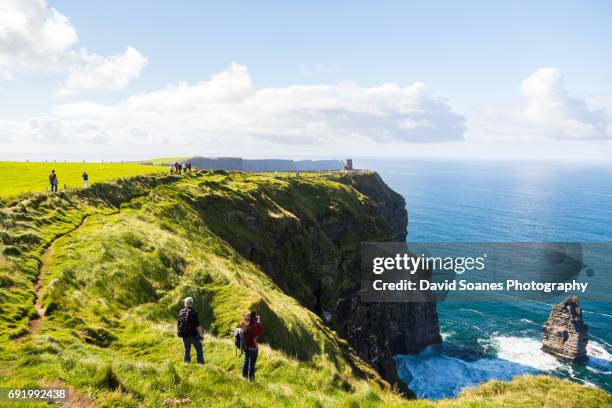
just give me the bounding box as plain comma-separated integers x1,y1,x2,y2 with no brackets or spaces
0,161,163,200
0,171,609,407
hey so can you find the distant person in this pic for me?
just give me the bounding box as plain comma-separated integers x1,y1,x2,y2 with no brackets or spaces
82,171,89,188
49,170,58,192
240,311,262,381
169,164,174,175
177,297,204,364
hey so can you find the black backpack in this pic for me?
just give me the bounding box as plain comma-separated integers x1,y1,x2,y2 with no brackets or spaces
177,308,192,337
233,327,245,355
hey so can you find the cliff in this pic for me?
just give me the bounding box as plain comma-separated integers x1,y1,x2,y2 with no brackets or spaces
186,156,344,172
191,171,441,391
0,170,438,398
0,170,608,406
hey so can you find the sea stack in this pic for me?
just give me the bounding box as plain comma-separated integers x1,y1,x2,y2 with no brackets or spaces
541,295,588,363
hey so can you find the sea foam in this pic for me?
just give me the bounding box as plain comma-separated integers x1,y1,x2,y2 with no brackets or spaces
394,335,612,399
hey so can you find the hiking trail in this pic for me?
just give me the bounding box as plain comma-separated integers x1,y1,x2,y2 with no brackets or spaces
27,214,92,336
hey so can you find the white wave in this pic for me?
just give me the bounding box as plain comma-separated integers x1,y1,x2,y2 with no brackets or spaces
582,310,612,319
519,318,536,324
588,341,612,360
589,335,612,349
586,341,612,373
492,336,563,371
394,346,537,399
460,308,484,315
394,336,612,399
440,331,455,340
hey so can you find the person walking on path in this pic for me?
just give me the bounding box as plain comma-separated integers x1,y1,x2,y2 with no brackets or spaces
49,170,58,192
82,171,89,188
240,311,262,381
177,297,204,364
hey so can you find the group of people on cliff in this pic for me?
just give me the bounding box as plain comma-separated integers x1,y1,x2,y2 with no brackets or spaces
177,297,262,381
47,170,89,193
169,162,192,175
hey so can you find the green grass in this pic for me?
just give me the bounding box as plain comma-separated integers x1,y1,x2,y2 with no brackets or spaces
0,162,164,200
0,171,609,407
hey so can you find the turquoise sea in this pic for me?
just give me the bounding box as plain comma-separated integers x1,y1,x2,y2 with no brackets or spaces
362,159,612,399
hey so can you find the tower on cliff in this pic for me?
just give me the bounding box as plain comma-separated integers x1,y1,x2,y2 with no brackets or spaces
344,159,353,171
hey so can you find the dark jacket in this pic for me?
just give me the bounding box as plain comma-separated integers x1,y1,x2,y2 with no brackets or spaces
178,307,200,337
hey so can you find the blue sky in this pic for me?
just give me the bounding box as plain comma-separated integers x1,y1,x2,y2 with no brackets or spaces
1,0,612,161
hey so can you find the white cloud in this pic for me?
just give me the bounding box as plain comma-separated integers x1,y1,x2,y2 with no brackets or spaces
0,63,465,149
469,67,611,142
0,0,77,78
56,47,148,96
0,0,145,93
518,67,609,139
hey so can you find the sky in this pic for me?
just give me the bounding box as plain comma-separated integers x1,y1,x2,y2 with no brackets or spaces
1,0,612,162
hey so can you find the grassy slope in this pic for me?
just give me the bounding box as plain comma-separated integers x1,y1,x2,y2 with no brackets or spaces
0,172,609,407
0,162,163,201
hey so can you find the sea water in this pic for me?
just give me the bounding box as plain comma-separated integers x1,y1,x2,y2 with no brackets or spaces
361,159,612,399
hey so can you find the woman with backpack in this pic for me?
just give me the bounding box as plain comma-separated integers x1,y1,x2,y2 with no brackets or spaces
240,311,262,381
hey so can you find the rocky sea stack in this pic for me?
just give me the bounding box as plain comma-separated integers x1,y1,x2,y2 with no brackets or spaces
542,295,589,363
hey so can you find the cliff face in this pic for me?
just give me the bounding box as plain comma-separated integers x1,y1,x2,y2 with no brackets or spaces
196,171,441,390
326,173,441,389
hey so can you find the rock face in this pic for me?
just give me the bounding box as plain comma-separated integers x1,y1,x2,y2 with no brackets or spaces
542,296,588,363
328,172,441,393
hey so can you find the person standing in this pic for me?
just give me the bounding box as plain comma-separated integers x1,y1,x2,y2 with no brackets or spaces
177,297,204,364
49,170,58,192
240,311,262,381
82,171,89,188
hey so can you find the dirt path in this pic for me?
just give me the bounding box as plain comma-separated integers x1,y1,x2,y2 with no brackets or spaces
27,243,55,335
46,380,97,408
62,389,97,408
27,215,91,336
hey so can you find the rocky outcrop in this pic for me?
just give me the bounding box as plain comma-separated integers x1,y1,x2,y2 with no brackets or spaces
542,295,588,363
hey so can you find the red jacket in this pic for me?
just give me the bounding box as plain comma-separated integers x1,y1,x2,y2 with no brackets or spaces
245,323,262,349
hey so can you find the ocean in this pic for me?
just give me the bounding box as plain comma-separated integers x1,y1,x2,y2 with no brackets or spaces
361,159,612,399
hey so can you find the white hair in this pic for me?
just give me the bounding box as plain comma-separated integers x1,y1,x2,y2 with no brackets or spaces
183,297,194,307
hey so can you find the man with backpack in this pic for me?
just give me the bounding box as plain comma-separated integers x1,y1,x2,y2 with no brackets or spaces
49,170,58,192
177,297,204,364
